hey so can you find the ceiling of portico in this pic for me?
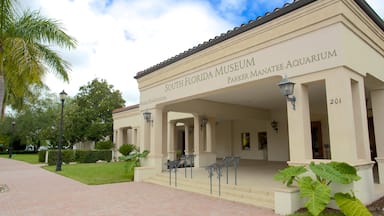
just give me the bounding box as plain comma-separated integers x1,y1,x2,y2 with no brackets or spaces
162,73,384,121
164,76,328,119
202,78,327,114
200,77,285,110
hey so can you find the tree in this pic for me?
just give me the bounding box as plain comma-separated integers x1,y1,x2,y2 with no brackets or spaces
66,79,125,143
0,0,77,119
0,91,63,150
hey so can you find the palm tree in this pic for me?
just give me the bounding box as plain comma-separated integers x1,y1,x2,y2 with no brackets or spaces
0,0,77,118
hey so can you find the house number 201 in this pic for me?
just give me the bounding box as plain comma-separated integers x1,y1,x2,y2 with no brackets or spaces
330,98,342,104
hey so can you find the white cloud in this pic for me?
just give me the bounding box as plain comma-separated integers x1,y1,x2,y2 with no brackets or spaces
26,0,383,106
29,0,233,105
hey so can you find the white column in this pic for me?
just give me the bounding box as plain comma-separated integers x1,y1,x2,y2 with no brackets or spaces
184,124,190,155
137,109,167,174
325,72,371,162
193,115,201,155
118,128,125,147
193,114,202,167
149,108,165,172
113,130,117,144
287,82,312,163
167,121,177,160
132,128,138,146
142,119,150,151
326,71,373,204
127,128,133,144
372,89,384,184
206,117,216,152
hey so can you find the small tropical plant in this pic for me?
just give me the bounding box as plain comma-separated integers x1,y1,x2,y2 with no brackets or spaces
274,162,372,216
118,144,135,156
95,140,114,150
119,146,149,173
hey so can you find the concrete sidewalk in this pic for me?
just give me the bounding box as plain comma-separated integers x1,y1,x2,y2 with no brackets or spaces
0,158,279,216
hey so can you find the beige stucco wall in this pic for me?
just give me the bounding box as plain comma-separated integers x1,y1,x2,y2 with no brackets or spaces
115,0,384,212
136,0,384,111
215,120,232,158
113,109,141,130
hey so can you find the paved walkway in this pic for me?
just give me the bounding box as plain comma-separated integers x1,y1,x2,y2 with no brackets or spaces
0,158,279,216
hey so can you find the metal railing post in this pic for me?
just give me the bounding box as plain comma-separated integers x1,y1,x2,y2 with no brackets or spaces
233,156,240,185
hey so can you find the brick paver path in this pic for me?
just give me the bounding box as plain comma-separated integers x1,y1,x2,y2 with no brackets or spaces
0,158,279,216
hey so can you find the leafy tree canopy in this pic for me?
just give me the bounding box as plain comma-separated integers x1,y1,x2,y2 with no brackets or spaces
0,90,62,148
66,78,125,143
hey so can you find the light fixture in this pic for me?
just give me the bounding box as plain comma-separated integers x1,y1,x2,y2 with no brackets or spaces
59,90,67,102
271,120,278,133
56,90,67,171
278,76,296,110
200,117,208,130
143,111,153,124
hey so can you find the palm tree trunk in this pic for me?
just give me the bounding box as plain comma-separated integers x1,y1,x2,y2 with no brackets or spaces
0,75,4,119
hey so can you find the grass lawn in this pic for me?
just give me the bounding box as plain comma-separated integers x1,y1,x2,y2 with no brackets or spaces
43,161,134,185
0,153,41,164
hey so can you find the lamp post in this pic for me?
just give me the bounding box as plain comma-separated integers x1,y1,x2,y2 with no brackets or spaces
8,121,15,158
56,90,67,171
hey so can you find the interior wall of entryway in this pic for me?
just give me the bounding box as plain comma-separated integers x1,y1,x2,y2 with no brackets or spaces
269,109,290,161
214,113,290,161
215,120,233,158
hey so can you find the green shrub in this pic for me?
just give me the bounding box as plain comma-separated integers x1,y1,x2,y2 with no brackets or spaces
95,140,114,150
47,150,76,166
75,150,112,163
47,150,112,165
274,162,371,216
119,149,149,173
38,150,46,162
118,144,135,156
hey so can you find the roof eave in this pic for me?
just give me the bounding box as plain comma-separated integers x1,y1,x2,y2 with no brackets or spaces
134,0,317,79
134,0,384,79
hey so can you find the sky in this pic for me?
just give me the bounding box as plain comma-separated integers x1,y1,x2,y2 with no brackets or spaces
23,0,384,106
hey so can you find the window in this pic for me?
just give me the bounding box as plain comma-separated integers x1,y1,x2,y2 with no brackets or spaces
241,132,250,150
258,132,267,150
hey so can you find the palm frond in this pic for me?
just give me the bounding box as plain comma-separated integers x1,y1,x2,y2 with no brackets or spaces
34,43,70,81
15,10,77,49
0,0,16,37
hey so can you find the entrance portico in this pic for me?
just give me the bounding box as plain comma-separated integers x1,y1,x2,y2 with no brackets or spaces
113,0,384,213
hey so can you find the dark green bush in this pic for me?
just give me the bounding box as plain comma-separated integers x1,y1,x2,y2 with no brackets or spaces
95,140,114,150
47,150,112,165
75,150,112,163
38,150,46,162
47,150,76,166
118,144,135,156
0,150,36,154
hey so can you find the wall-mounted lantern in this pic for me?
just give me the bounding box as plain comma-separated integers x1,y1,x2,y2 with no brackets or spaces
143,111,153,124
200,117,208,130
278,76,296,110
271,120,278,133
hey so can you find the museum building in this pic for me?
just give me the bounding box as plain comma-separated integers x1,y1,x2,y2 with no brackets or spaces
112,0,384,214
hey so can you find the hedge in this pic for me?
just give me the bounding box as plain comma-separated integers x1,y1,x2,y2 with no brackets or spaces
95,140,114,150
38,150,46,163
47,150,112,165
0,151,37,155
47,150,76,166
75,150,112,163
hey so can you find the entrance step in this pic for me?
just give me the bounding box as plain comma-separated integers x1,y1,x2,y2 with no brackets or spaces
144,172,274,209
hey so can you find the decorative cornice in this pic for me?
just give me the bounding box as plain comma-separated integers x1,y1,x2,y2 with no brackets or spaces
134,0,383,79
